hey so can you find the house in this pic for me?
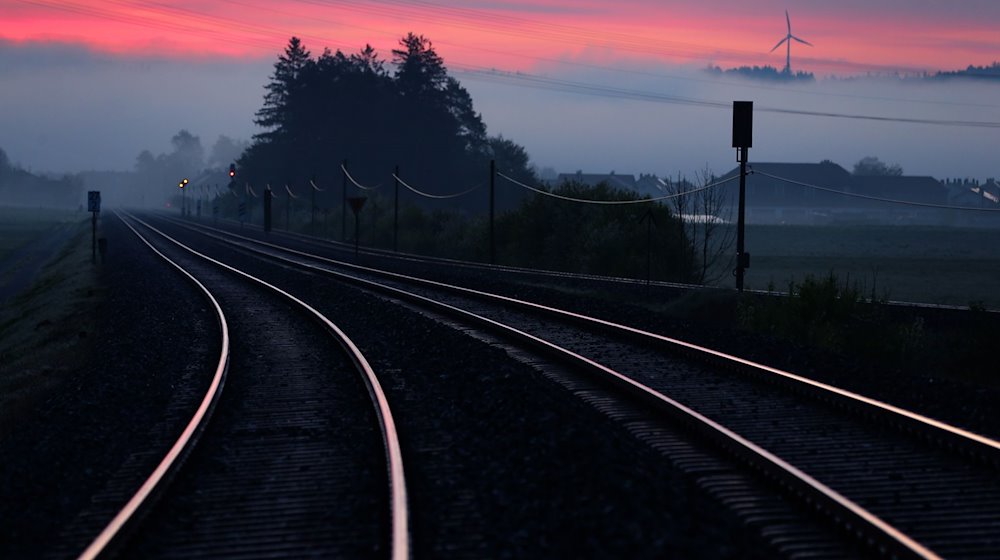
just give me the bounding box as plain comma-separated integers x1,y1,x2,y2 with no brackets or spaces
718,161,853,223
847,175,949,222
947,178,1000,225
634,173,666,198
719,161,953,224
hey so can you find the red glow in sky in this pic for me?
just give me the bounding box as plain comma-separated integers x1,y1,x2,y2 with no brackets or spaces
6,0,999,75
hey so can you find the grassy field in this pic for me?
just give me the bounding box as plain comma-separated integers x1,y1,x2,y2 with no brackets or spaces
0,206,84,262
0,207,99,437
718,224,1000,309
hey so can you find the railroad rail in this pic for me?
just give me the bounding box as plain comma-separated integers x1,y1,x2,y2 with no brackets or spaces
148,213,1000,558
76,213,408,559
206,216,994,312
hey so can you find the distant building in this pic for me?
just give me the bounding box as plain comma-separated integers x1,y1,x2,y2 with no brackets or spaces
718,161,955,224
634,173,666,198
946,178,1000,225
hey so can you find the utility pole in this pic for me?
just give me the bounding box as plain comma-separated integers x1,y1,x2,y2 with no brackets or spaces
310,176,317,235
263,185,273,233
732,101,753,292
394,165,400,252
341,159,348,242
489,159,496,265
639,208,656,286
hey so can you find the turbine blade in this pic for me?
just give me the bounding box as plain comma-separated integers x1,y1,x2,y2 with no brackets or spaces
770,37,788,52
792,35,813,46
786,10,791,33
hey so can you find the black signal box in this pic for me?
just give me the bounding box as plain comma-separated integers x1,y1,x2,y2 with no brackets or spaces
732,101,753,148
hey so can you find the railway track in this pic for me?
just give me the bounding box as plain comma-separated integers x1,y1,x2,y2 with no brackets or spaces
147,213,1000,559
77,214,408,559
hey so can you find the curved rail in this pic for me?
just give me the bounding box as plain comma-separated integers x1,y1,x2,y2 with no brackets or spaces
185,216,992,312
188,216,703,291
87,213,410,560
77,214,232,560
164,216,1000,467
132,213,410,560
172,217,1000,460
158,216,980,559
316,272,939,559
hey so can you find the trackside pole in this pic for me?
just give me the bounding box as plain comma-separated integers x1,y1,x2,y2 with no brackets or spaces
347,196,367,258
732,101,753,292
263,186,273,233
490,159,496,265
394,165,400,252
311,176,317,235
342,159,348,242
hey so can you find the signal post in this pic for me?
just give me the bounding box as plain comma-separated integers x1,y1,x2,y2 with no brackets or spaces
733,101,752,292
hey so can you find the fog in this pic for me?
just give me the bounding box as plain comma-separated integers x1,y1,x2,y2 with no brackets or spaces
1,40,997,185
0,41,268,175
464,60,1000,181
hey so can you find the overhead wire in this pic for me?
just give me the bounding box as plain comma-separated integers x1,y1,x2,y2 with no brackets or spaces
227,0,998,110
392,174,482,199
456,67,1000,129
285,184,299,199
496,172,738,205
754,171,1000,212
24,0,1000,126
303,0,962,76
341,163,382,191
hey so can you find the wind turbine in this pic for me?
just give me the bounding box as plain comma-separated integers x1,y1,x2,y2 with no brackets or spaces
770,10,812,75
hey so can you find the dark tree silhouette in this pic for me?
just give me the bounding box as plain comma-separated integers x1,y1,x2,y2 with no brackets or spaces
239,34,531,214
392,33,448,99
255,36,311,141
0,146,82,208
853,156,903,176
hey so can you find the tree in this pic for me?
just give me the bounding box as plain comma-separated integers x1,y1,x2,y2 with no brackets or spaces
208,135,249,169
169,130,204,172
351,44,387,76
662,166,734,283
392,33,448,99
853,156,903,176
0,147,11,182
496,181,693,281
239,34,529,215
487,135,534,212
255,37,311,139
691,166,734,283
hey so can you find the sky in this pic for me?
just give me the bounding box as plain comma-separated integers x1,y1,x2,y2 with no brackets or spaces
2,0,999,180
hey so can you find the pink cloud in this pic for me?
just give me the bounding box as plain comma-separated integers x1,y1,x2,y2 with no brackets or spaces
3,1,997,73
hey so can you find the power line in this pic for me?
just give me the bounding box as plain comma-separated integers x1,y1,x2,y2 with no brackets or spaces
457,67,1000,129
755,171,1000,212
341,163,382,191
392,174,482,199
24,0,1000,120
496,172,738,205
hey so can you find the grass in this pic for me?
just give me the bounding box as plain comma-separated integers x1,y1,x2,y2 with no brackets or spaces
712,224,1000,309
0,206,83,262
0,214,100,438
735,272,999,386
